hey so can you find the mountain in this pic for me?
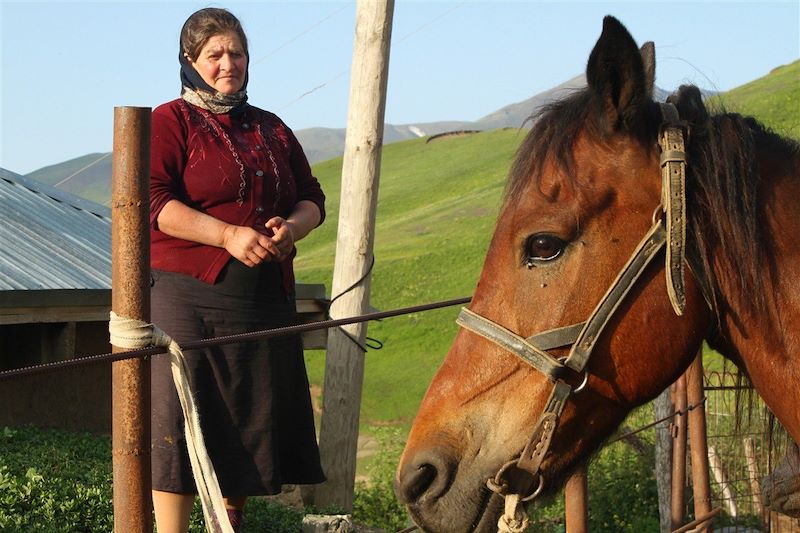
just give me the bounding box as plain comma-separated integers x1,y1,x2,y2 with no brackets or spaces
19,59,796,204
18,72,598,202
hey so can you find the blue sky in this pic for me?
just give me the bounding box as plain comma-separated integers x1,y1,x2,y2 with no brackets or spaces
1,1,798,175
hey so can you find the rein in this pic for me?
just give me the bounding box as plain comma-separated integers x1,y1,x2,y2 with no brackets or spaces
455,103,690,528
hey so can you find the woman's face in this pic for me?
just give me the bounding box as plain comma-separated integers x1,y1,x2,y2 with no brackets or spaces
190,31,248,94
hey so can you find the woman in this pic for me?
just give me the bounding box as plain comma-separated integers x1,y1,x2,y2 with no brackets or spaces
149,8,326,532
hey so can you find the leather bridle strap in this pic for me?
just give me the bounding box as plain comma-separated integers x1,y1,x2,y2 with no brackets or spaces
456,220,667,380
563,221,667,372
457,308,566,381
659,102,689,315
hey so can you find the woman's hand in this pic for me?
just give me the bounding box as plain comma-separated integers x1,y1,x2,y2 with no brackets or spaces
265,217,296,262
222,225,280,267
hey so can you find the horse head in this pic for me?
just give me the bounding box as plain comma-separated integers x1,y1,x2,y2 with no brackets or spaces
395,16,718,532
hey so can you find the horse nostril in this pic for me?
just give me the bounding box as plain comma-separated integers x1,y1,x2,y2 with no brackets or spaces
395,451,453,505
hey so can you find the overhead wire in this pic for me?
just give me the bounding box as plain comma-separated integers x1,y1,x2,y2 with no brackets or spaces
250,4,350,66
274,0,467,112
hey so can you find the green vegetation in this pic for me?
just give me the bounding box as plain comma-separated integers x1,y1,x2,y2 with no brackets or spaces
0,426,308,532
710,59,800,140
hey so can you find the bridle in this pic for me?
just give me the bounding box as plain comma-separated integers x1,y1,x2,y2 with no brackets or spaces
455,103,695,517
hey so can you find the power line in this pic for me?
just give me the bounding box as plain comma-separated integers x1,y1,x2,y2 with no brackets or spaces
54,152,111,188
276,1,466,112
250,4,350,67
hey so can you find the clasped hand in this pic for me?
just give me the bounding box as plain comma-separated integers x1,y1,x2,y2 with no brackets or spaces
222,217,295,267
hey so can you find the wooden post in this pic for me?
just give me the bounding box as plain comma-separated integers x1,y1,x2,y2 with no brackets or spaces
565,466,588,533
111,106,152,533
686,351,712,532
743,437,766,524
654,387,674,533
671,375,688,530
708,446,738,517
314,0,395,512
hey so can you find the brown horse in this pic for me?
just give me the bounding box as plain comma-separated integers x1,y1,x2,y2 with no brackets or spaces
395,15,800,532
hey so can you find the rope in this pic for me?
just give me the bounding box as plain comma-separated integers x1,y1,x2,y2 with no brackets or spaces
497,493,529,533
108,312,232,533
323,255,381,352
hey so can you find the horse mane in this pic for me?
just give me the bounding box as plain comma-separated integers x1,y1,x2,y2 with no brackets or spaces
505,84,800,322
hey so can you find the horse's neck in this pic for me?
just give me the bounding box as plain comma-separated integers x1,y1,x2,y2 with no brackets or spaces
717,140,800,442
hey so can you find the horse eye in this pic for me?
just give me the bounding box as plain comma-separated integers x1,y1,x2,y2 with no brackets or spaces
524,234,566,267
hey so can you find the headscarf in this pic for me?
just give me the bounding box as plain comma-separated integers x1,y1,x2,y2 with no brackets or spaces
179,46,249,115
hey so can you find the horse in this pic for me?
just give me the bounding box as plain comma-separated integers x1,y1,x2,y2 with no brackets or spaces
394,15,800,532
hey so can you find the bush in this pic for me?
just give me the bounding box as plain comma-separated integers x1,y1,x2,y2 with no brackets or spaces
352,426,411,531
525,434,660,532
0,426,114,532
0,426,308,533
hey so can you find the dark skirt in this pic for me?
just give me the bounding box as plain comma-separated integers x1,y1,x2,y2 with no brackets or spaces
150,260,325,496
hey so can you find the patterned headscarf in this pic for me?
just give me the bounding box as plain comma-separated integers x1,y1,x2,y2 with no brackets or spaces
179,46,248,115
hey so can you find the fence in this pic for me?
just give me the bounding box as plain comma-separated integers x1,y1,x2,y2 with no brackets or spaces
701,366,800,532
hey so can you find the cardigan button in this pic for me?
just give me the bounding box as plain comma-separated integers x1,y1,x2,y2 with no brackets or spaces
255,206,264,214
242,123,250,129
255,170,264,177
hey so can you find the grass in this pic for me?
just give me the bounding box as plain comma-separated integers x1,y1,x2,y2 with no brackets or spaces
710,59,800,140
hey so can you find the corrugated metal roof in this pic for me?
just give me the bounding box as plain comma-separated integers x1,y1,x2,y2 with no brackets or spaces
0,168,112,290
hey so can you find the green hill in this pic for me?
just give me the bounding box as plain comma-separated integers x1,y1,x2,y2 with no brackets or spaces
711,59,800,139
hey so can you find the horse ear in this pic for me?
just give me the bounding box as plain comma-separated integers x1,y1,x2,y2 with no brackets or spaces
640,41,656,98
586,16,650,131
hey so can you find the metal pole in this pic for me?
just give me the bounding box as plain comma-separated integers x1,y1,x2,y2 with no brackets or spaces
565,466,588,533
314,0,395,512
111,106,152,533
671,376,688,530
686,351,712,532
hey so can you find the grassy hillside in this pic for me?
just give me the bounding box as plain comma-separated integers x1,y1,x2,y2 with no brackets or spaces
297,130,525,425
26,152,112,205
711,59,800,139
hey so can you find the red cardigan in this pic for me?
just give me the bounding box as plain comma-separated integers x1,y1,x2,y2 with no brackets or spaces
150,98,325,293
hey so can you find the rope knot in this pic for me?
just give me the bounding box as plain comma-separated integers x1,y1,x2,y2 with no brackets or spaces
109,311,173,350
497,493,529,533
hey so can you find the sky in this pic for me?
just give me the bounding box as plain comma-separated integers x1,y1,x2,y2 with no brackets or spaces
1,0,798,175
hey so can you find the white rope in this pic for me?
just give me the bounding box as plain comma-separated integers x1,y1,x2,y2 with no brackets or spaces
497,493,529,533
109,312,233,533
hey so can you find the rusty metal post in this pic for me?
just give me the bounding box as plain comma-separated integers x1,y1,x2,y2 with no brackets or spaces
111,106,152,533
686,351,712,532
671,375,688,530
565,465,588,533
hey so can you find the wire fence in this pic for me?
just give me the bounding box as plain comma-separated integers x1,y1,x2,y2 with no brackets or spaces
693,368,799,532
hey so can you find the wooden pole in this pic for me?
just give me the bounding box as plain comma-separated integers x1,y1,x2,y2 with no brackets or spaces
565,466,588,533
686,351,712,532
654,387,674,533
708,446,738,517
111,106,152,533
742,437,767,525
671,376,688,530
314,0,395,512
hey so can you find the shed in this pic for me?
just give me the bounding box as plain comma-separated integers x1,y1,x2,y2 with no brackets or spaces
0,168,326,432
